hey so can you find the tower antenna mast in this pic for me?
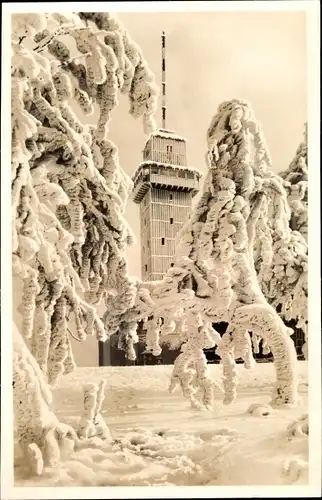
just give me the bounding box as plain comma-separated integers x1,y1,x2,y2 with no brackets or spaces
161,31,166,130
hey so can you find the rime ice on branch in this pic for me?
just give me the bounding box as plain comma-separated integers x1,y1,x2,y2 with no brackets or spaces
133,99,299,408
11,11,158,471
12,11,158,380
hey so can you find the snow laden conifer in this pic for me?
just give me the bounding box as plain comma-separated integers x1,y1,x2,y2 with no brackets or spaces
280,124,308,240
133,100,299,409
254,124,308,358
12,11,158,475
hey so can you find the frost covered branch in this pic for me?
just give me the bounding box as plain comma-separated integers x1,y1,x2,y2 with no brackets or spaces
12,11,158,381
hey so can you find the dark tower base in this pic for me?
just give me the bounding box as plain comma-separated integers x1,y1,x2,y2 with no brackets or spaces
98,335,180,367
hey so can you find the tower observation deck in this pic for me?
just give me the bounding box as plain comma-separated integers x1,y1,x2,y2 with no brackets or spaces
132,130,201,281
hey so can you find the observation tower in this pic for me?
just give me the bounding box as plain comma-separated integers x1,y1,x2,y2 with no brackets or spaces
132,31,202,281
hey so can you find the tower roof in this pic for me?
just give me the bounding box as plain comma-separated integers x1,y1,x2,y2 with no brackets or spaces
145,128,187,144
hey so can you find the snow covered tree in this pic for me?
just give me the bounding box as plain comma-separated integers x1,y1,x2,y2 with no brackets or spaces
280,124,308,241
254,125,308,358
11,11,158,474
132,99,300,409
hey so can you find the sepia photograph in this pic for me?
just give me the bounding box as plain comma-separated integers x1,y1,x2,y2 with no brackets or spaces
1,1,321,498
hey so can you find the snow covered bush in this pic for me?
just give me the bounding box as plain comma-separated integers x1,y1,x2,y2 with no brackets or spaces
11,11,158,474
254,124,308,358
132,99,300,409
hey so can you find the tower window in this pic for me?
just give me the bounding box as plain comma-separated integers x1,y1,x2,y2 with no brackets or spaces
169,193,173,201
144,147,150,159
166,145,173,163
170,217,173,224
170,262,174,267
145,264,148,272
161,237,165,245
147,240,150,248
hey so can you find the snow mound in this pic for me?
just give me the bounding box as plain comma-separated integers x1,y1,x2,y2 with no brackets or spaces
282,456,308,484
199,427,239,441
286,413,308,437
281,414,309,484
15,427,238,486
14,363,309,487
247,403,273,417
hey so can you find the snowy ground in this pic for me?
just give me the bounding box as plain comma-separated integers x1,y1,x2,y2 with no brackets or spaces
14,361,308,487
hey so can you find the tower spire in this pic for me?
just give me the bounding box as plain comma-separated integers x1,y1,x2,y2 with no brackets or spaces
161,31,166,130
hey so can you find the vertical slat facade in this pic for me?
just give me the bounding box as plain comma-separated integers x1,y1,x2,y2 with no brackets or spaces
142,187,193,280
138,134,199,282
149,137,187,166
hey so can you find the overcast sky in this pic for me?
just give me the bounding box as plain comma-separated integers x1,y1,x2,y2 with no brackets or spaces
105,10,307,280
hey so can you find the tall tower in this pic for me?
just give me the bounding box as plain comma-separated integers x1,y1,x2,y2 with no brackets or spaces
132,32,202,281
